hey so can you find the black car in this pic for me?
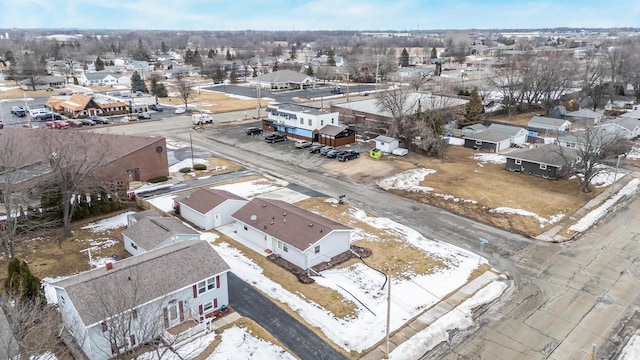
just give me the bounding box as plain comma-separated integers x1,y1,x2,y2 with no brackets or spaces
80,118,96,126
309,144,323,153
245,127,263,135
34,113,62,121
10,106,27,117
319,146,335,156
337,150,360,161
264,133,286,143
88,116,109,124
326,149,342,158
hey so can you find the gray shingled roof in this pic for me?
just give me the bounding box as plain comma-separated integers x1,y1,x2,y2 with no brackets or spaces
255,70,310,83
53,240,229,326
487,123,526,137
179,188,246,214
84,72,117,81
611,117,640,131
129,209,161,222
231,198,352,252
565,109,603,118
506,144,579,167
464,129,511,143
528,116,570,130
122,217,199,250
621,109,640,120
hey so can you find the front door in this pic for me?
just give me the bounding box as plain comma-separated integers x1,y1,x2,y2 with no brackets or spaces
214,213,221,227
167,303,180,327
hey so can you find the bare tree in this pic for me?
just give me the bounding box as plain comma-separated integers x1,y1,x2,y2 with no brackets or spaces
174,73,193,112
375,85,417,140
487,56,522,119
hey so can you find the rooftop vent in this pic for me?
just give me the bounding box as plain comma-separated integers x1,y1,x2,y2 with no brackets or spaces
283,212,287,216
309,223,314,227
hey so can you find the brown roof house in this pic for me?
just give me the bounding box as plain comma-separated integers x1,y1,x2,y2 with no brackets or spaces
51,240,230,360
58,94,102,118
122,213,200,256
231,198,353,270
177,188,248,230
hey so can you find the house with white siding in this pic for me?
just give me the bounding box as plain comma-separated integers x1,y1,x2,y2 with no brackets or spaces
231,198,353,270
122,215,200,256
177,188,248,230
265,103,344,143
51,241,230,360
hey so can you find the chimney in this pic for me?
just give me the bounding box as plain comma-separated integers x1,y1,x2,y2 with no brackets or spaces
106,262,113,271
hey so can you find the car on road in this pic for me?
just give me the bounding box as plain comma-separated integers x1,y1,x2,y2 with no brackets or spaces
45,120,69,129
67,119,83,127
174,107,186,114
11,106,27,117
337,150,360,161
137,112,152,120
264,133,286,143
80,118,96,126
295,140,312,148
319,146,335,156
309,144,323,153
149,104,163,111
325,149,342,158
245,127,263,135
88,115,109,124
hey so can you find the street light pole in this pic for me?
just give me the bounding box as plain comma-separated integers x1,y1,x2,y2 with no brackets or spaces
384,271,391,359
613,154,624,183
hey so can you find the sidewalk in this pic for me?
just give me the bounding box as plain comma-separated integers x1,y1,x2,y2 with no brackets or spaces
536,168,640,242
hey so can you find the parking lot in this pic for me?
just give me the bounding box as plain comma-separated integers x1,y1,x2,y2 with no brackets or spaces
201,83,378,103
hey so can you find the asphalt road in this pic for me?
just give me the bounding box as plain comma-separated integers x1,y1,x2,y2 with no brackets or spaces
202,83,378,104
90,113,640,359
227,272,347,360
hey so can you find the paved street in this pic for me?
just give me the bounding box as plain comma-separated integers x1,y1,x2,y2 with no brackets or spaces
228,272,347,360
91,115,640,359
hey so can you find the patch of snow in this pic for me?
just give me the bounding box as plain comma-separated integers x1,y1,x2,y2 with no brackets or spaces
207,327,296,359
378,168,436,192
81,211,134,231
627,147,640,160
146,195,178,212
169,158,209,173
446,137,465,146
197,175,212,180
472,153,506,164
433,193,478,204
165,139,189,150
490,207,564,228
213,179,285,198
570,178,640,232
618,331,640,360
226,93,255,101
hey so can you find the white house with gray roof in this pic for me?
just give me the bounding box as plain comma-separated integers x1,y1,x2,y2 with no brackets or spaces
597,118,640,139
487,124,528,145
527,116,572,133
78,72,130,87
52,240,230,360
177,188,248,230
122,216,200,256
463,129,512,152
564,108,604,125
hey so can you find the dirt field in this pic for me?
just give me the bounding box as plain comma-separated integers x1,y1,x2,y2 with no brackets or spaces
488,110,541,126
322,145,601,237
162,88,270,113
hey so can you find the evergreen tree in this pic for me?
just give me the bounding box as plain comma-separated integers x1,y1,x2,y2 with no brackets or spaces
184,48,194,65
430,47,438,59
289,45,297,60
154,82,168,97
94,56,105,71
306,65,314,76
400,48,410,67
161,40,168,54
192,48,203,68
207,49,215,59
134,39,149,61
273,59,279,71
462,88,484,127
5,258,45,304
225,49,232,61
130,71,148,93
110,43,117,54
327,48,336,66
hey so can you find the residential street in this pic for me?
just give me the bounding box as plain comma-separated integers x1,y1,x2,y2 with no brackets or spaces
93,116,640,359
227,272,347,360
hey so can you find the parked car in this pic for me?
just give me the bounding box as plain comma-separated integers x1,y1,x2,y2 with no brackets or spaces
34,113,62,122
120,116,135,122
295,140,313,148
22,123,39,129
264,133,286,143
88,115,109,124
337,150,360,161
10,106,27,117
149,104,163,111
80,118,96,126
319,146,335,156
192,114,213,125
174,107,186,114
45,120,69,129
67,119,83,127
245,127,263,135
326,149,343,158
309,144,323,154
137,112,152,120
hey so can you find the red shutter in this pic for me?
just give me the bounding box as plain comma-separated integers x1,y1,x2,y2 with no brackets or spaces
163,307,169,328
130,334,136,346
214,298,218,308
178,301,184,322
101,322,107,332
216,275,220,288
192,284,198,298
132,309,137,319
198,304,203,315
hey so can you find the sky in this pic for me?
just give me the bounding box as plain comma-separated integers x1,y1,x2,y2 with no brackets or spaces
0,0,639,31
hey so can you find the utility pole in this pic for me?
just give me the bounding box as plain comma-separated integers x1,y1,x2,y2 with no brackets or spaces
189,134,195,167
375,54,380,92
346,73,350,103
384,271,391,359
257,80,261,119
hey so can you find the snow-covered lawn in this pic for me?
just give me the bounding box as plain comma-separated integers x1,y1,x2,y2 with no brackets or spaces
378,168,436,192
472,153,506,164
627,146,640,160
169,158,210,173
81,211,134,231
490,208,564,228
212,178,288,198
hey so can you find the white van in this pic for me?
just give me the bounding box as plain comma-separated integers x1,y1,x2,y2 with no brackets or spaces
192,114,213,125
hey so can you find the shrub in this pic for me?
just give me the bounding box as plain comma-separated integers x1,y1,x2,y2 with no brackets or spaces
148,176,169,183
193,163,207,171
179,167,191,173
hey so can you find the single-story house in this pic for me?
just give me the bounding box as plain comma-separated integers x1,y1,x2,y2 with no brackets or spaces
463,129,512,152
20,76,66,91
78,72,130,87
231,198,353,270
317,124,356,146
487,123,528,145
248,70,315,90
621,109,640,121
564,109,604,125
597,118,640,139
461,123,486,135
127,209,160,227
373,135,399,153
527,116,572,133
505,144,580,179
122,215,200,256
52,240,230,360
177,188,248,230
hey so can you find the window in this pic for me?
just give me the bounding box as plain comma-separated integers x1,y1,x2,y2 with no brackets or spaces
540,164,547,170
129,334,136,346
331,118,335,124
475,140,482,145
198,280,206,294
130,241,138,250
277,240,288,252
514,159,521,165
207,277,215,291
300,118,303,125
315,245,320,254
101,322,108,332
203,301,213,312
321,120,324,126
60,295,65,306
308,119,312,126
